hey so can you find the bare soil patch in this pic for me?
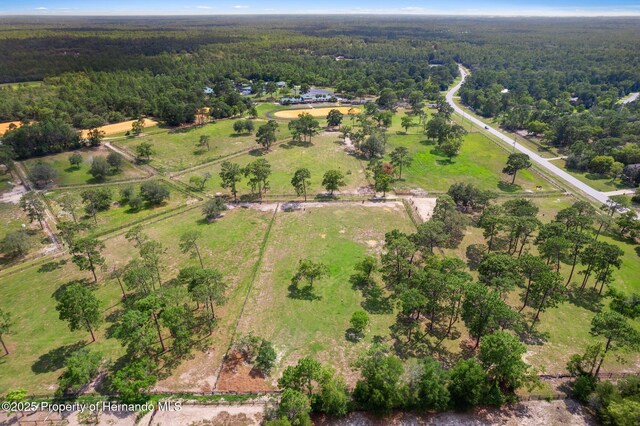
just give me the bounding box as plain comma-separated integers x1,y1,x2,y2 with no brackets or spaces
80,118,158,138
408,197,437,222
0,120,22,135
215,351,273,393
274,106,361,119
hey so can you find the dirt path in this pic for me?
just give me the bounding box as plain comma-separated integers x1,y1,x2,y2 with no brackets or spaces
315,399,596,425
104,142,158,176
0,398,595,426
0,178,27,204
12,162,63,250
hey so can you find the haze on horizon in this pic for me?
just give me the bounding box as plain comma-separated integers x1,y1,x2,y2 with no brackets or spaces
2,0,640,17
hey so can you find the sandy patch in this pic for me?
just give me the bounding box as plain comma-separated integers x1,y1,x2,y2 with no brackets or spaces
0,120,22,135
274,106,361,119
80,118,158,138
0,182,27,204
408,197,438,222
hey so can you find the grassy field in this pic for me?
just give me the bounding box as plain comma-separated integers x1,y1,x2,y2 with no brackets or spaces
23,147,148,187
0,201,48,268
178,133,369,198
0,172,13,194
113,118,291,173
386,131,552,193
45,180,195,235
236,203,416,384
550,158,632,192
0,206,272,393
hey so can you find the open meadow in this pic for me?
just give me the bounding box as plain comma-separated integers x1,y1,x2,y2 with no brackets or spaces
386,131,552,194
44,179,196,235
23,146,148,187
178,132,369,198
235,202,416,385
0,206,272,393
112,118,291,173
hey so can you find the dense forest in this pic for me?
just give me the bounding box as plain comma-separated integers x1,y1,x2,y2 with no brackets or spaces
0,16,639,174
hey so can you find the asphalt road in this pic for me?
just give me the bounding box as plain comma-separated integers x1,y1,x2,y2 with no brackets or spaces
446,66,611,206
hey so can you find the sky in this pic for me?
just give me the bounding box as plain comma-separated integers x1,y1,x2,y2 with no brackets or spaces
2,0,640,16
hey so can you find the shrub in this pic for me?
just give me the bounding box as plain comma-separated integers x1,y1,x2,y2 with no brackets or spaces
139,181,170,205
572,374,598,403
89,156,110,180
0,230,31,258
255,340,277,375
107,152,124,172
350,311,369,336
28,161,57,188
202,198,227,221
57,349,103,395
68,152,83,168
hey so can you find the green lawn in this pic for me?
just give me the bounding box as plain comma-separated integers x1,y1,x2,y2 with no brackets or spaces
0,206,272,393
386,131,552,193
45,180,195,235
179,133,369,198
113,118,292,173
236,203,416,383
550,158,632,192
23,147,148,187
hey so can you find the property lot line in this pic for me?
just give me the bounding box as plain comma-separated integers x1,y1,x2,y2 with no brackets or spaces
212,202,280,390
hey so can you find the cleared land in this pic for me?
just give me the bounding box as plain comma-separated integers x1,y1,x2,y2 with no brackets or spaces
0,206,272,393
236,203,416,385
79,118,158,138
45,180,195,235
179,133,369,198
0,201,48,268
273,106,361,119
386,131,552,194
23,146,148,187
0,120,22,135
113,119,291,173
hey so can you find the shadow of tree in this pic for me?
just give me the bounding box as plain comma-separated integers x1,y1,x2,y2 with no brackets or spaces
516,326,550,346
38,260,67,273
32,341,86,374
361,285,393,314
288,284,321,301
567,286,603,312
497,181,522,193
345,328,363,343
248,149,266,157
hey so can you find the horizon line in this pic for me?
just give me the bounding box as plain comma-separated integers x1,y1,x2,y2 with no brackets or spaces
3,12,640,18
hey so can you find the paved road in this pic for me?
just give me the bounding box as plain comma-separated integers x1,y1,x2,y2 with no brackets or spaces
446,66,612,205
